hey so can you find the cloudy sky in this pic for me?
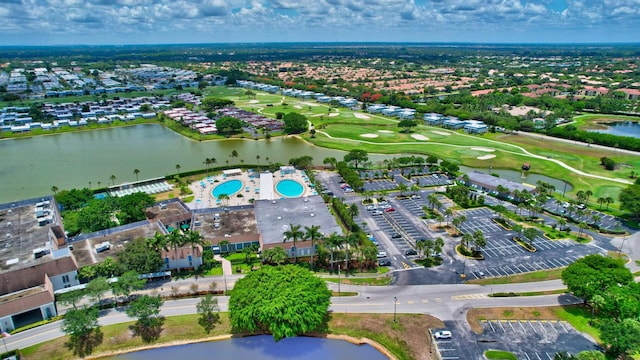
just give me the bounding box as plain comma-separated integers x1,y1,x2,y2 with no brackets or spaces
0,0,638,45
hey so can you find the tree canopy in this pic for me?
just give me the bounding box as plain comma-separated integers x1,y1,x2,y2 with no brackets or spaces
215,116,244,135
343,149,368,169
282,112,308,134
228,265,331,341
116,238,163,274
561,254,633,303
201,96,234,111
619,184,640,220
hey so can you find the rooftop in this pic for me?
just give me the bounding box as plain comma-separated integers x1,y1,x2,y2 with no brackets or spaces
254,195,342,246
0,197,62,272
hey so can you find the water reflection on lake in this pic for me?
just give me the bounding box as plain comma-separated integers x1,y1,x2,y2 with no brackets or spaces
112,335,389,360
591,121,640,138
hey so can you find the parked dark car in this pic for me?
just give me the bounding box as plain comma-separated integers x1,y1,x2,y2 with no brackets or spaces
378,259,392,266
405,249,417,256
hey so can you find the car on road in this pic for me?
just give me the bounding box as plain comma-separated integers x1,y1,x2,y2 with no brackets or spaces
391,233,402,238
384,207,395,212
378,258,391,266
376,251,387,258
405,249,417,256
434,331,452,339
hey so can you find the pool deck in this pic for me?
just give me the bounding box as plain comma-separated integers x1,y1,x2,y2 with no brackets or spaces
186,169,316,209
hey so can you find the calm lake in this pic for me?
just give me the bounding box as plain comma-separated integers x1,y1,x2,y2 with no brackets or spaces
592,121,640,138
0,124,367,203
0,124,571,203
111,335,389,360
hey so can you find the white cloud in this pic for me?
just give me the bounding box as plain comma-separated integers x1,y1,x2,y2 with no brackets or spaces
0,0,637,44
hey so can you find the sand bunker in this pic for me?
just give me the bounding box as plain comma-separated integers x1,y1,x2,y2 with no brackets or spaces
361,133,379,138
328,113,340,117
431,130,451,136
471,147,495,152
294,105,303,109
301,102,319,107
354,113,371,120
477,154,497,160
411,134,429,141
248,100,260,104
378,130,393,133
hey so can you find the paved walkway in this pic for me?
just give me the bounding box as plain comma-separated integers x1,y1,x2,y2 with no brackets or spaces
214,254,233,276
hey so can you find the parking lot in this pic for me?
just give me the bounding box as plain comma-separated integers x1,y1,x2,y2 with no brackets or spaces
455,207,605,280
432,320,598,360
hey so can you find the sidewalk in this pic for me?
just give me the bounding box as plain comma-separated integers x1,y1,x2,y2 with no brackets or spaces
214,254,233,276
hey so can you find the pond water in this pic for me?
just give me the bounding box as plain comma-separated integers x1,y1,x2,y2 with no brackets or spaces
590,121,640,138
0,124,390,203
112,335,389,360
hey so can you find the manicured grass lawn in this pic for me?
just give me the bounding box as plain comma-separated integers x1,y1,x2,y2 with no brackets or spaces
325,276,393,286
485,350,518,360
21,312,443,360
467,268,564,285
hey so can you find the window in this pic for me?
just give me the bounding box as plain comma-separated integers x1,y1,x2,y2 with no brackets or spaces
62,275,70,283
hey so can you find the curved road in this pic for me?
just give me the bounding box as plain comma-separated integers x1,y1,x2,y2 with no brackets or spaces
3,279,580,353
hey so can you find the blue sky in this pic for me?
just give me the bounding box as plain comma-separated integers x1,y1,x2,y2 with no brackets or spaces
0,0,638,46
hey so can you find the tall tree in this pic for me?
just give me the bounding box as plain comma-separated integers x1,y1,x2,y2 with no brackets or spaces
112,271,145,304
324,232,343,270
283,223,304,263
343,149,368,169
51,185,59,194
228,265,331,341
166,229,186,273
133,168,140,181
85,276,110,307
196,294,221,334
562,254,633,304
110,174,117,185
62,307,103,357
304,225,323,269
125,295,165,343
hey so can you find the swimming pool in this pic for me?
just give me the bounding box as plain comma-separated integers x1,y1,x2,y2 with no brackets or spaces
212,179,243,198
276,179,304,197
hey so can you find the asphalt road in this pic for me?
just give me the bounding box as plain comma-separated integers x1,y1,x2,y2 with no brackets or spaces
3,280,581,352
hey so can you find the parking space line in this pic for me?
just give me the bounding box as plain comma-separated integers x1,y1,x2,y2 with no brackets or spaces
537,321,546,333
545,352,554,360
547,321,558,333
518,320,526,332
528,320,537,333
488,321,495,332
498,320,506,332
535,352,543,360
524,352,532,360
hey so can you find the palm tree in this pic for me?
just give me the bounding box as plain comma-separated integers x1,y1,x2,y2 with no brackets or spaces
397,182,408,196
348,204,359,230
324,232,343,270
283,223,304,263
175,164,181,174
147,232,168,253
88,181,92,189
185,230,206,260
204,158,212,175
523,227,538,245
166,229,186,273
217,193,230,206
585,190,593,205
133,168,140,181
577,222,588,239
343,232,359,271
230,150,239,164
461,233,473,250
51,185,59,195
597,197,605,210
605,197,614,210
472,230,486,252
304,225,323,268
110,174,117,185
97,181,101,189
557,218,568,233
256,155,261,165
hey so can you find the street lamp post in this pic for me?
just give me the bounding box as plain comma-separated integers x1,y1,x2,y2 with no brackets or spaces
338,265,341,297
393,296,398,322
618,236,628,257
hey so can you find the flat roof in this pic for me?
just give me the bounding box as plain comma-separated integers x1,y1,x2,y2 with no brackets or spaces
0,197,62,272
254,196,343,246
466,171,535,193
259,172,275,200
